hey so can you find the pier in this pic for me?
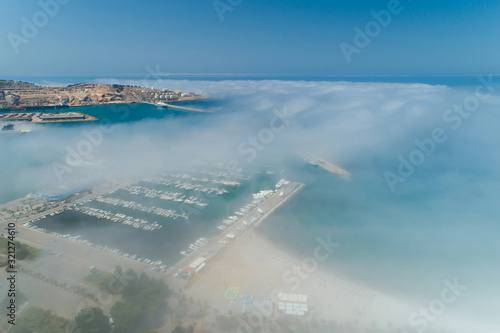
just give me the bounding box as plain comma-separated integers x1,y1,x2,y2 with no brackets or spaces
0,111,97,124
0,179,305,291
152,102,213,113
315,158,351,179
165,181,305,282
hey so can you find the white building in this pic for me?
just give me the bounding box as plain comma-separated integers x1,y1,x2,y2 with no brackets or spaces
276,293,309,316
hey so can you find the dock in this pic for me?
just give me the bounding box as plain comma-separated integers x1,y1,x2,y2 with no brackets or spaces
165,181,305,279
314,158,351,179
1,180,305,286
301,154,351,179
0,111,97,124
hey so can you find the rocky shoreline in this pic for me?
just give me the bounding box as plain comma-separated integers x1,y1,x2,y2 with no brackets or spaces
0,80,203,110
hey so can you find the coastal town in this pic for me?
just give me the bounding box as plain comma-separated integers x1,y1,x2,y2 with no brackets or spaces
0,80,207,128
0,80,203,110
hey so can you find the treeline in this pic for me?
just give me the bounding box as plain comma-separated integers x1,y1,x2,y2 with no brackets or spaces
112,84,142,92
171,325,194,333
109,267,169,333
0,238,39,268
87,266,170,332
18,265,97,301
112,84,125,92
212,312,426,333
10,267,169,333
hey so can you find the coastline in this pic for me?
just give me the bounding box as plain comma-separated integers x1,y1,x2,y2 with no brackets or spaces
0,98,208,126
0,179,485,331
0,96,206,112
0,79,206,112
184,224,416,327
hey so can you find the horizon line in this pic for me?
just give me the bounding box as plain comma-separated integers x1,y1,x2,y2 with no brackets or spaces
3,73,500,78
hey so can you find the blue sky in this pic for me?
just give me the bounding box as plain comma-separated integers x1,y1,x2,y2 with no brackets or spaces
1,0,499,76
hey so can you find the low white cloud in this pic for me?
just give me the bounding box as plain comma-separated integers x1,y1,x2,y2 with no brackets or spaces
2,79,500,331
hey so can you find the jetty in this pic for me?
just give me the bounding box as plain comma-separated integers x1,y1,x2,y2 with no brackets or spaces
315,158,351,179
153,102,212,113
165,181,305,280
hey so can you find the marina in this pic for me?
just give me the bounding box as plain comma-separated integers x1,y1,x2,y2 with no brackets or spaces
1,171,303,273
142,176,235,195
120,185,209,207
0,111,97,123
167,180,305,280
93,196,189,220
71,205,162,231
0,169,274,266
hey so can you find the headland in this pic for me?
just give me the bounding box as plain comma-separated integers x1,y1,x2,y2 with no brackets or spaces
0,80,204,111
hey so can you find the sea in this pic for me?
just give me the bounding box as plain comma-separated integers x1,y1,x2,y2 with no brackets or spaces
4,74,500,87
1,75,499,329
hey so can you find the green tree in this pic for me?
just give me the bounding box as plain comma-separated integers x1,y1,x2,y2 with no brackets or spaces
171,325,194,333
110,270,169,333
16,244,30,260
73,307,111,333
171,326,186,333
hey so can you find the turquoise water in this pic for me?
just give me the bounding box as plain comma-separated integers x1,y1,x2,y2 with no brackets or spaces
1,79,499,327
35,173,278,267
259,157,500,325
0,101,217,203
40,101,220,127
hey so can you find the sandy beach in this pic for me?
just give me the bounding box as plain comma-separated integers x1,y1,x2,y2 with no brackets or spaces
182,221,498,333
184,226,416,329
